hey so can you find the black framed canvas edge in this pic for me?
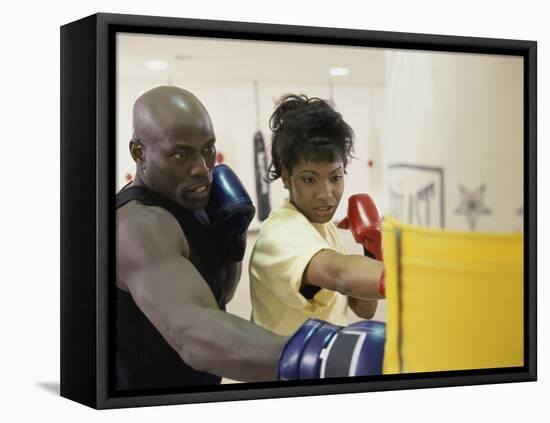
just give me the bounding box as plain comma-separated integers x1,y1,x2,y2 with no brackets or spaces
60,12,537,410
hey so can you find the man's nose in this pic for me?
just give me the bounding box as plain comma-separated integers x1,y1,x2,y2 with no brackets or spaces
189,153,209,177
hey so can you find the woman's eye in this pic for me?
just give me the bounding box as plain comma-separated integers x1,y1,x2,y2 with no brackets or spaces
302,177,314,184
332,175,343,182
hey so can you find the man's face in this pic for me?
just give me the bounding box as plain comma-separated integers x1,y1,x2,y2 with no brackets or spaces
283,159,345,224
139,124,217,210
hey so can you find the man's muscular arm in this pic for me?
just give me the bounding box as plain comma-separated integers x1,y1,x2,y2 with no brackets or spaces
116,204,286,382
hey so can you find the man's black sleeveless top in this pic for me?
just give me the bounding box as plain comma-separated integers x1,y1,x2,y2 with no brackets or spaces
115,185,225,391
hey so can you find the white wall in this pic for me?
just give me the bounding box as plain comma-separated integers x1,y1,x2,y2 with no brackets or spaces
383,51,524,232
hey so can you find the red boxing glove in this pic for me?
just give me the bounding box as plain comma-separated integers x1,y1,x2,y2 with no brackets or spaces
338,194,383,261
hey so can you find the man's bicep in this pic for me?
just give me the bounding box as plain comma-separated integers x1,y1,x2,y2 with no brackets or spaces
126,253,219,313
120,253,220,359
117,210,219,336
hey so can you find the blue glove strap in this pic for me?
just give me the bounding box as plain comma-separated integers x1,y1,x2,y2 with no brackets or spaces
278,319,324,381
298,322,341,380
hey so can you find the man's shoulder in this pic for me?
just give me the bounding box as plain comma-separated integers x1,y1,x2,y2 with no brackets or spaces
117,200,184,246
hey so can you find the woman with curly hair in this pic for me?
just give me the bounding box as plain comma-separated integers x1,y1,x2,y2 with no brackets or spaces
249,94,384,336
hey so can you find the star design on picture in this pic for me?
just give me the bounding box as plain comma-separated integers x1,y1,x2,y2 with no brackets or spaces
454,184,492,230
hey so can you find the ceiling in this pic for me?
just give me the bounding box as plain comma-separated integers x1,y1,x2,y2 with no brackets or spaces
117,33,386,86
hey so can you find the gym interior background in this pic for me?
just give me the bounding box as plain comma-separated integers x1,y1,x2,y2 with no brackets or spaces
115,33,524,382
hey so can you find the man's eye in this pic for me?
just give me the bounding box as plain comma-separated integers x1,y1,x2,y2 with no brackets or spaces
302,177,314,184
204,145,216,153
173,153,186,160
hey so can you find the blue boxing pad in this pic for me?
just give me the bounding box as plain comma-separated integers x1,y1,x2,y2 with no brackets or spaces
278,319,386,380
206,164,255,261
320,320,386,378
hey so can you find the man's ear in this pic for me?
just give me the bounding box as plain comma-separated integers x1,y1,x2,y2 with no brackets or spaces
281,167,291,190
129,138,145,166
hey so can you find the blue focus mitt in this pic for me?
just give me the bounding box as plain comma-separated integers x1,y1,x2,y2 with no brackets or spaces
278,319,386,380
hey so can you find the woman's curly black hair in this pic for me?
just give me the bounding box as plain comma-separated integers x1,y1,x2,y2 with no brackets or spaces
267,94,355,182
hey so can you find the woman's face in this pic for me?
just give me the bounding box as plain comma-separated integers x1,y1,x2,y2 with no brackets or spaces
282,159,345,224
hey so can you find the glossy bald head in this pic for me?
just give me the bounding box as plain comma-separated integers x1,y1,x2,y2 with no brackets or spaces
129,86,217,210
133,86,213,144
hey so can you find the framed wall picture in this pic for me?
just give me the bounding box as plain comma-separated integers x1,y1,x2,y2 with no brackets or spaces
60,12,537,409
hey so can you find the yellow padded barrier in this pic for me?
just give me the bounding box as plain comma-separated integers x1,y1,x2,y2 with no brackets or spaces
382,216,524,374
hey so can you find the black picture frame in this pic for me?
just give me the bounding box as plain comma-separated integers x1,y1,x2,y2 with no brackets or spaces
60,12,537,409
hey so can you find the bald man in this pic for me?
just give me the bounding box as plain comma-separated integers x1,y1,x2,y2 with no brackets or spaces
116,86,287,390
